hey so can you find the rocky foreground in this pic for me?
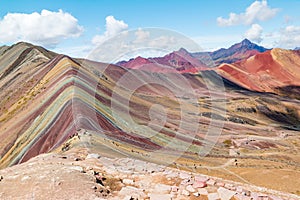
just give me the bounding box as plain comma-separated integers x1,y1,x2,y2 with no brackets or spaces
0,143,299,200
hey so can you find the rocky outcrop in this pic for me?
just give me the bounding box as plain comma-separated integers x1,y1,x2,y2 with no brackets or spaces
0,144,298,200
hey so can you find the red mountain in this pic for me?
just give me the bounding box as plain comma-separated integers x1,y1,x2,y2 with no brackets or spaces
215,48,300,93
117,48,209,73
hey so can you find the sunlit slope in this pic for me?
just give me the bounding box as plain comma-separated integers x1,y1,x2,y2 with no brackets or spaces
216,49,300,93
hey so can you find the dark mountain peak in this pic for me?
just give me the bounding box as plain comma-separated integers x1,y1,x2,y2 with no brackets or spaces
231,39,268,53
176,47,190,54
241,38,252,46
191,39,270,65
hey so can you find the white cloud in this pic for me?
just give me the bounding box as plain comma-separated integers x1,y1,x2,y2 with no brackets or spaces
244,24,263,43
0,9,83,47
149,36,176,49
92,15,128,45
278,25,300,48
134,28,150,43
217,0,278,26
88,28,203,63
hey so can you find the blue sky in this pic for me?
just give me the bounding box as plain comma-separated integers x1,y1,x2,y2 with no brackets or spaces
1,0,300,59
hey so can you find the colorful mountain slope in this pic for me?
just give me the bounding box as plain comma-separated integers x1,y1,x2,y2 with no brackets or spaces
0,43,215,168
216,48,300,93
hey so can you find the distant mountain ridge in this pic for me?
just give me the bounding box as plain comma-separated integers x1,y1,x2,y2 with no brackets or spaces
117,39,300,95
118,39,270,71
192,39,269,65
117,47,209,73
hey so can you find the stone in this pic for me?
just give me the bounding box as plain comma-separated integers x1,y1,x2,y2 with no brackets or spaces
149,193,172,200
179,172,191,179
122,179,134,185
198,188,209,195
229,149,239,156
194,175,209,182
217,187,236,200
92,186,97,190
181,178,193,186
208,193,220,200
69,166,84,172
135,179,150,188
154,184,171,194
193,181,207,188
234,194,252,200
216,182,225,187
206,179,216,185
225,183,235,190
186,185,196,193
119,186,146,199
236,186,243,193
182,189,190,196
122,196,134,200
171,186,179,192
193,192,200,197
86,153,101,159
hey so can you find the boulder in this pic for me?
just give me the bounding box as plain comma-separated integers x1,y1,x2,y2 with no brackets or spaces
86,153,101,159
122,179,134,185
149,193,172,200
119,186,146,199
193,192,200,197
154,184,171,194
182,189,190,196
193,180,207,188
171,186,179,192
208,193,220,200
206,179,216,185
179,172,191,179
198,188,209,195
217,187,236,200
186,185,196,193
194,175,209,182
216,182,225,187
